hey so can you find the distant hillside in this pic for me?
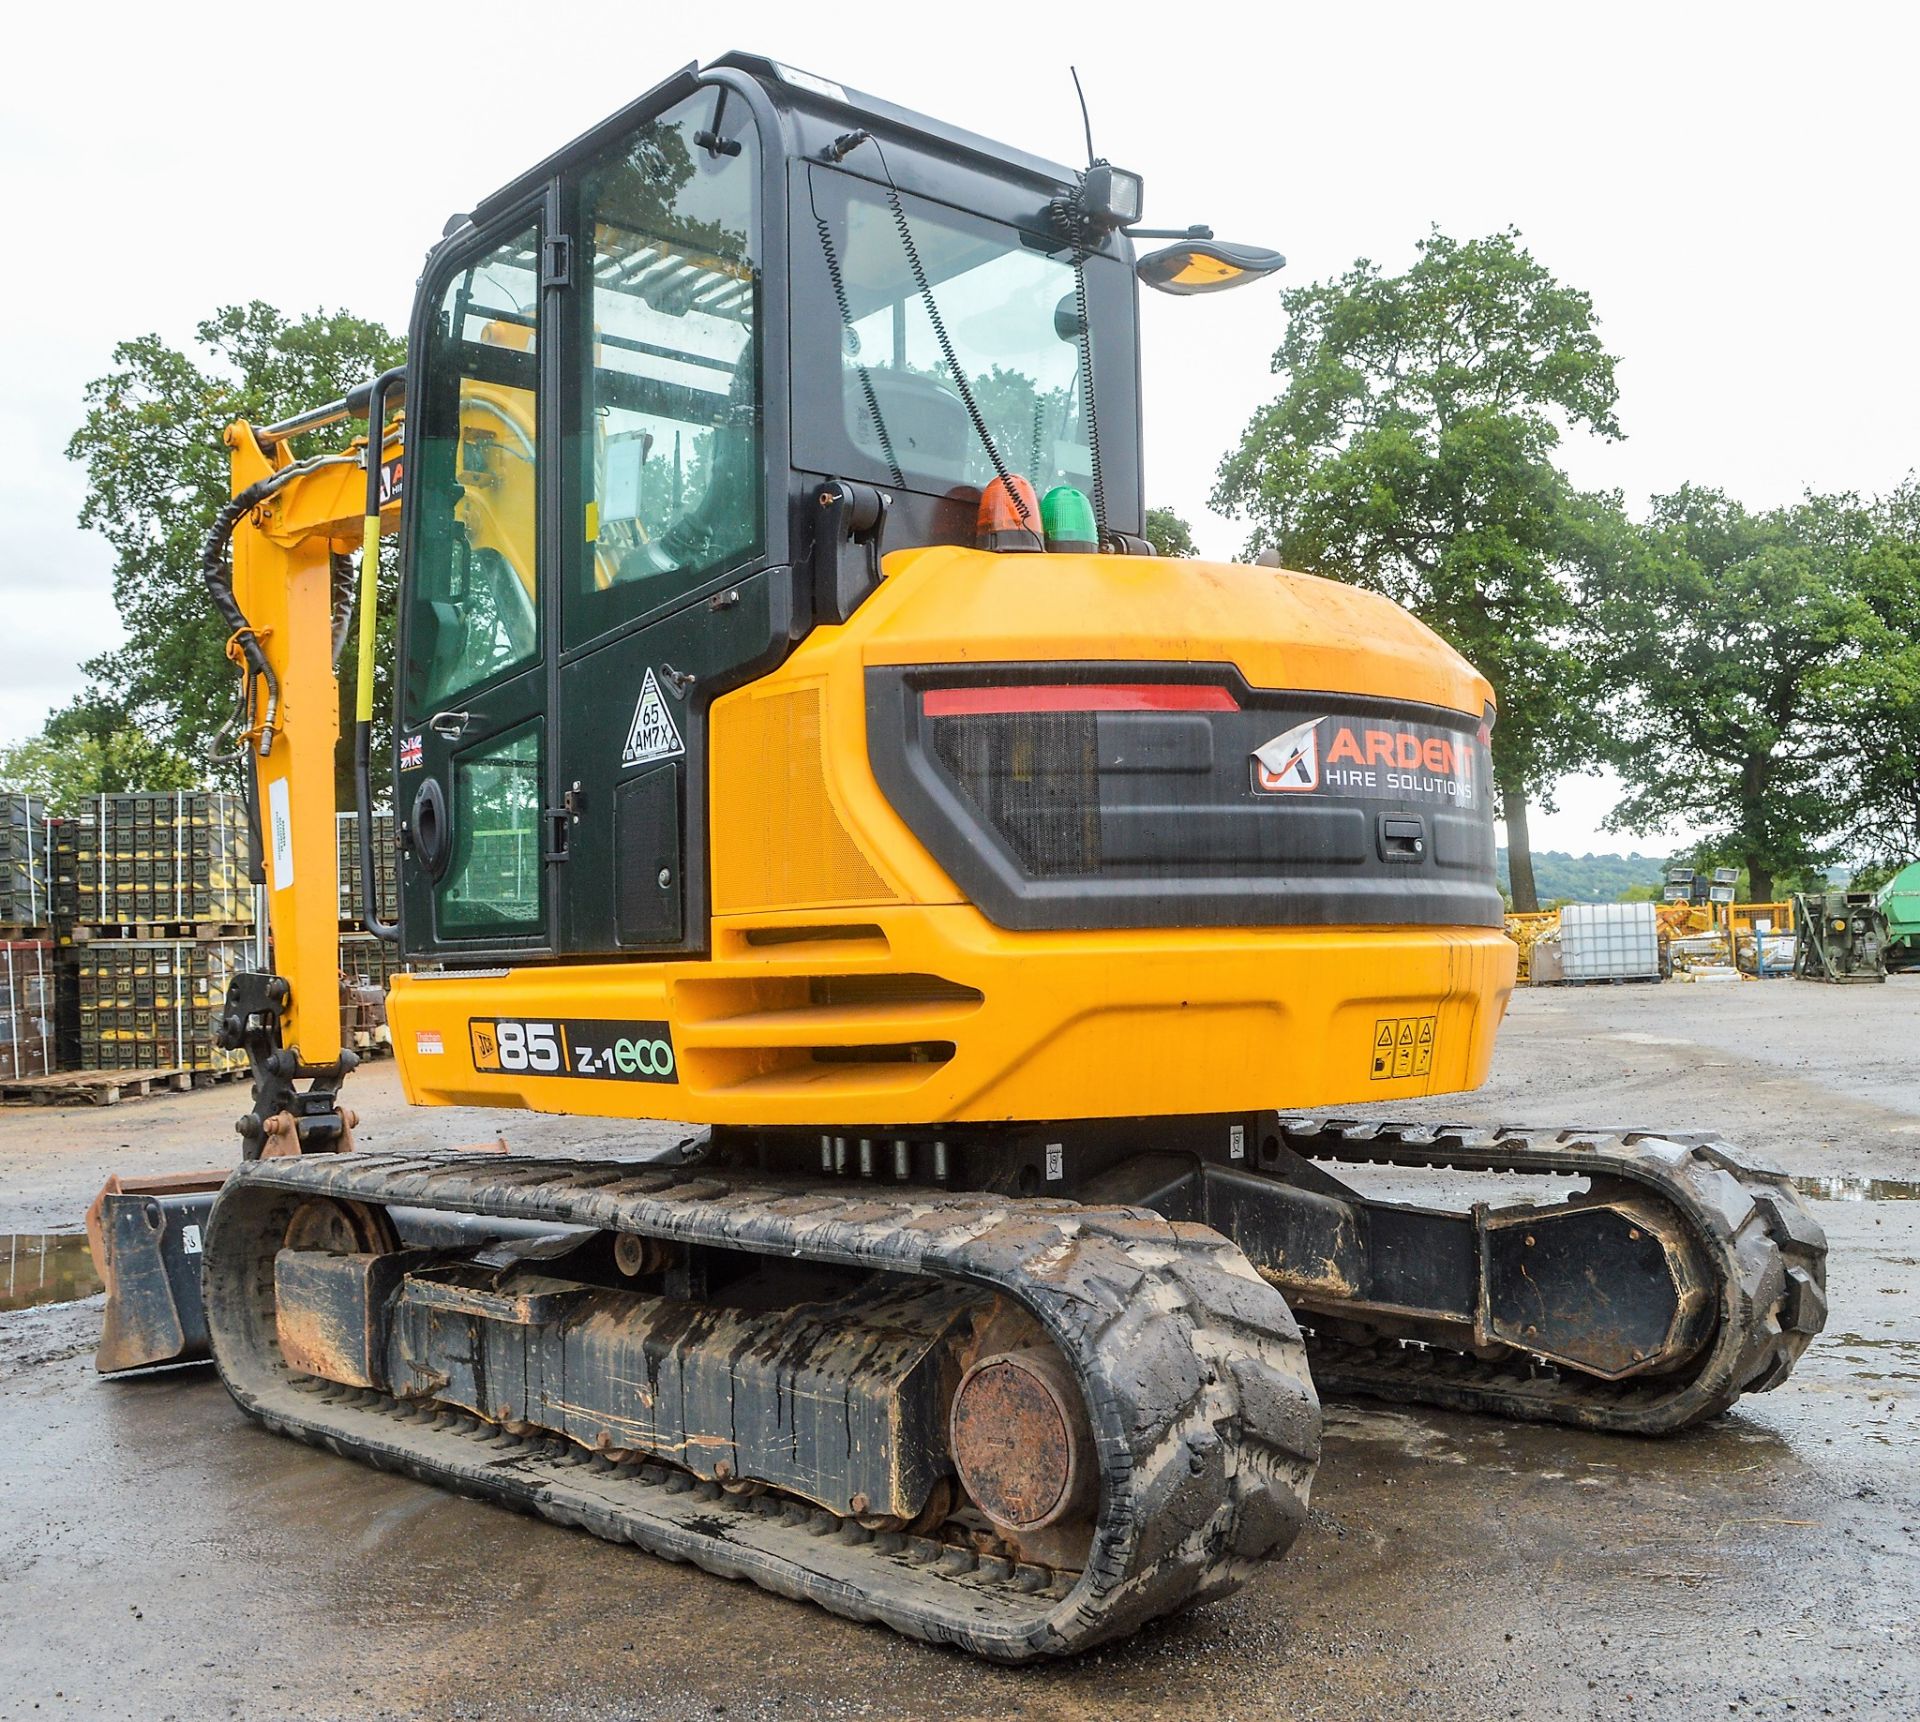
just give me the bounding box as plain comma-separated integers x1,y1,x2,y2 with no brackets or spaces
1497,849,1666,905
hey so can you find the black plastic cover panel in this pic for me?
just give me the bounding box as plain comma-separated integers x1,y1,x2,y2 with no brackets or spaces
866,664,1502,932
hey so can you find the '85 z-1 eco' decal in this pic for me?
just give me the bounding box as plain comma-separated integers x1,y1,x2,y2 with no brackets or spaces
468,1017,677,1083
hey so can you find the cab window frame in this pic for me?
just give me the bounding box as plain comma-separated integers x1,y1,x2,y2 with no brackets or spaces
400,201,550,729
557,84,773,659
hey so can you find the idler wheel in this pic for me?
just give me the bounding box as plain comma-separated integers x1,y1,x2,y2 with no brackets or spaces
283,1196,395,1255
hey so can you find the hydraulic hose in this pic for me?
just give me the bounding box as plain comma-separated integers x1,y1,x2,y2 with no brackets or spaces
202,478,287,758
203,448,358,760
354,366,406,942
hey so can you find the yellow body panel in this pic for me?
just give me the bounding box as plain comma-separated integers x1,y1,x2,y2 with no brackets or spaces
389,543,1515,1126
387,913,1513,1122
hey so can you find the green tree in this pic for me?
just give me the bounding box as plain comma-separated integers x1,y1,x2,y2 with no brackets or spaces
1212,229,1626,911
1144,507,1198,558
1596,487,1880,901
0,692,200,811
1820,478,1920,868
66,302,404,803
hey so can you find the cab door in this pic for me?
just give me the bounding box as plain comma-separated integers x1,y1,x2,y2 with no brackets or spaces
552,85,789,956
397,204,558,958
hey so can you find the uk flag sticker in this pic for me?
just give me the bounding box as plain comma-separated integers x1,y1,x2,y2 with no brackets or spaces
399,733,424,771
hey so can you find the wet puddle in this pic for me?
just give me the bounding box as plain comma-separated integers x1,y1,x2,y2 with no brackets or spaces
1791,1175,1920,1202
1,1233,103,1313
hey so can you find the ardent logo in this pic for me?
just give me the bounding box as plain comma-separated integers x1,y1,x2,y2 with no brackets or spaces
1253,718,1322,792
1326,726,1472,775
1255,716,1478,802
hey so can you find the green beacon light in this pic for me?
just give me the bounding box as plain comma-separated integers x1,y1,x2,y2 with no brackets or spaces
1041,485,1099,554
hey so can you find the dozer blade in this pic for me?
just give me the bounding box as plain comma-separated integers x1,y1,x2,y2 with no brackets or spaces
86,1172,228,1373
200,1151,1322,1662
83,1165,568,1375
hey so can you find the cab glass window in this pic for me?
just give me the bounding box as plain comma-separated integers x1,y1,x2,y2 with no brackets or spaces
568,93,762,646
435,721,544,937
807,169,1095,501
405,226,542,714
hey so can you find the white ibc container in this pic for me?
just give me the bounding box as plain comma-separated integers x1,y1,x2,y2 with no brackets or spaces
1559,901,1660,981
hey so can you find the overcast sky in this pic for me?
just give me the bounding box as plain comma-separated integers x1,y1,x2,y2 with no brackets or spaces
4,1,1913,855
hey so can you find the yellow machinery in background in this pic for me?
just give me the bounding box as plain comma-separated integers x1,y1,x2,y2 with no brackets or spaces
1503,909,1559,982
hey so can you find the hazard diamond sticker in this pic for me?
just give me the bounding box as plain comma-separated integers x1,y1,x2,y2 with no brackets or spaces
622,667,684,767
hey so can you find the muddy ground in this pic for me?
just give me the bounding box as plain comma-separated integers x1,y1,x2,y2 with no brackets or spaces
2,978,1916,1720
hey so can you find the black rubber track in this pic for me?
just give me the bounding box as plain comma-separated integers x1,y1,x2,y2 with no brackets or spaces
1279,1120,1829,1433
203,1154,1321,1662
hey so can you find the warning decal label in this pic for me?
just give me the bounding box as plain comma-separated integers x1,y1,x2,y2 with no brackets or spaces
1369,1014,1437,1080
622,668,684,767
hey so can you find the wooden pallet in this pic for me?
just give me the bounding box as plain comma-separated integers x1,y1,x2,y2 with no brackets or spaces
63,922,256,944
0,1063,246,1107
0,925,53,943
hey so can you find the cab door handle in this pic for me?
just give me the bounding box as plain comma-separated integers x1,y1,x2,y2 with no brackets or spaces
429,709,472,739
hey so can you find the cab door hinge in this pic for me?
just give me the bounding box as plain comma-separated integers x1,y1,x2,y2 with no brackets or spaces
541,234,573,288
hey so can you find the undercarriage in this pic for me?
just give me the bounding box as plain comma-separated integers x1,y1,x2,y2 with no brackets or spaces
190,1114,1825,1661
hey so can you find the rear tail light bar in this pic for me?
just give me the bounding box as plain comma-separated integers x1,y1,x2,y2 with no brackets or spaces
923,683,1239,718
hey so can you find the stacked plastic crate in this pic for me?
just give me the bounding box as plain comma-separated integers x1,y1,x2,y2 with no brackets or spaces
336,811,400,1052
54,793,255,1076
0,797,55,1080
335,811,398,931
53,792,253,932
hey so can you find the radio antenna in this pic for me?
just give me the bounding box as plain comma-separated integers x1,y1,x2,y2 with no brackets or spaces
1069,66,1096,167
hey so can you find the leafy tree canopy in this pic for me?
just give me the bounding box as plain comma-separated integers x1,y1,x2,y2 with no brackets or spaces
1594,486,1900,900
0,691,199,811
1211,228,1627,909
66,302,404,801
1820,477,1920,869
1144,507,1199,558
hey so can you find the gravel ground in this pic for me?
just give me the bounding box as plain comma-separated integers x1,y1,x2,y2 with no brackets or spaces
1,976,1916,1720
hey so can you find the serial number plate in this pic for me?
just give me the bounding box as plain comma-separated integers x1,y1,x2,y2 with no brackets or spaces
468,1017,677,1083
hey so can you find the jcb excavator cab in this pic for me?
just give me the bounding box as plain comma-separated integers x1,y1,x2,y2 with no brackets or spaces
88,51,1826,1667
396,52,1154,965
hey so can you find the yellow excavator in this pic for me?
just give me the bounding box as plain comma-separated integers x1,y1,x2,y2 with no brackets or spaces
89,53,1827,1662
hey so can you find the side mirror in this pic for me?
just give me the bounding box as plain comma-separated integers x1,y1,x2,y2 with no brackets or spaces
1136,240,1286,296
